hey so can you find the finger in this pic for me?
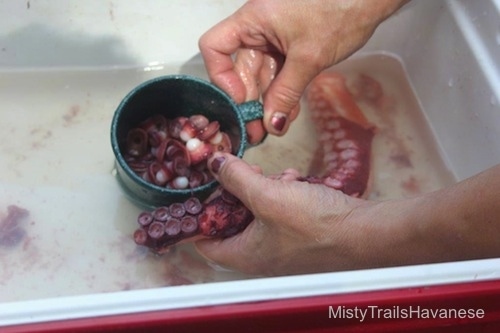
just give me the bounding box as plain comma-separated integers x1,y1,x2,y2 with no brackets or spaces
233,49,267,144
267,168,301,181
195,233,244,271
250,164,264,174
194,221,261,274
234,48,263,101
262,49,325,135
258,52,282,97
288,103,301,122
194,237,233,269
279,168,302,181
245,119,266,145
207,152,268,211
198,19,247,103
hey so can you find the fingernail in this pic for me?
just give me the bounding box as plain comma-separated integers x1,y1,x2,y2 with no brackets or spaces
271,112,287,132
210,156,226,174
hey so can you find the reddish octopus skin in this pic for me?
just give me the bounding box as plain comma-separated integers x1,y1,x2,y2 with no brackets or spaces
133,71,377,254
133,189,253,254
124,115,231,190
301,71,375,197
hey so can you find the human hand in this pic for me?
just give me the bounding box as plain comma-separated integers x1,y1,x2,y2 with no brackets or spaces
199,0,409,143
196,153,500,276
195,152,380,276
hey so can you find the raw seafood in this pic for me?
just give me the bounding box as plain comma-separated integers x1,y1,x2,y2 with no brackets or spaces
133,71,376,254
124,114,232,189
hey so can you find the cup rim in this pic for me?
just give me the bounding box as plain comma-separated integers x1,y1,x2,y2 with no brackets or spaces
110,74,247,198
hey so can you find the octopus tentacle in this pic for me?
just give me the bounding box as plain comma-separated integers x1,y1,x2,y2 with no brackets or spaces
133,190,253,254
301,71,375,197
132,71,377,254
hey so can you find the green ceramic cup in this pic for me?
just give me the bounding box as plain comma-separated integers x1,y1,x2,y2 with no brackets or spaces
110,74,264,209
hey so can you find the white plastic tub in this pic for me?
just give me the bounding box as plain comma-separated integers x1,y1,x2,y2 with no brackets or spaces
0,0,499,330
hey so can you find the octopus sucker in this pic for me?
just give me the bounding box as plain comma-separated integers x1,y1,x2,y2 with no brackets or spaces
305,71,375,198
132,71,377,254
124,114,231,190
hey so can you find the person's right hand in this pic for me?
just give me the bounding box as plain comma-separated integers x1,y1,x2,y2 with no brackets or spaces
196,153,500,276
199,0,409,143
195,152,387,276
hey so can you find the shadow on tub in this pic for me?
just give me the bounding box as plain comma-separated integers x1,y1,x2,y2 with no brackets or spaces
0,23,137,68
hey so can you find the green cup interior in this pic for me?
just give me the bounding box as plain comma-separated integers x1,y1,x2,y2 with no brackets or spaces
111,75,247,208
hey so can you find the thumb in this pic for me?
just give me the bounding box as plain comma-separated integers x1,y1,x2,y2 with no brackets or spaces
263,52,324,135
207,152,267,211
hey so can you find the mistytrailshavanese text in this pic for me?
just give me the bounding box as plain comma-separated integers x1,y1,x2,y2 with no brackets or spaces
328,305,485,322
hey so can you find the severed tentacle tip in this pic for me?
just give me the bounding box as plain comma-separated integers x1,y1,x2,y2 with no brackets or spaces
133,188,254,254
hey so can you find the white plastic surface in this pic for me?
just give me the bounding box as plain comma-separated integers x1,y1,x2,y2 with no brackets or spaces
361,0,500,180
2,258,500,327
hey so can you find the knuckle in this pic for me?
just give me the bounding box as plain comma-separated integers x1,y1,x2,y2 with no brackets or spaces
294,45,333,72
271,84,303,110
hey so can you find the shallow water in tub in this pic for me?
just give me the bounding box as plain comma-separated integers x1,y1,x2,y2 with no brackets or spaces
0,54,455,302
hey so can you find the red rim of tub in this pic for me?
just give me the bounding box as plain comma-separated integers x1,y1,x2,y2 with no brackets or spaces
3,279,500,333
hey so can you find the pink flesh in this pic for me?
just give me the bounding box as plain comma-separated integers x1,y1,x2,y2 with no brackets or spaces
133,71,376,253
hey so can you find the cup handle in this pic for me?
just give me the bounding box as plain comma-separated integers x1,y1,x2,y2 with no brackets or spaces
238,100,267,147
238,100,263,122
